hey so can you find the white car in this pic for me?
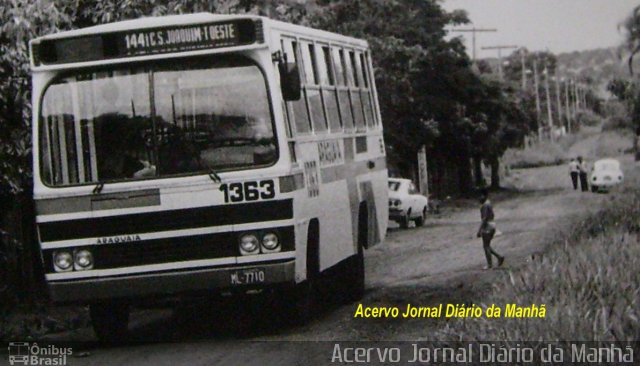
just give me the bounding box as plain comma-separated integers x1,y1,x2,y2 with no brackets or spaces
388,178,429,228
590,158,623,192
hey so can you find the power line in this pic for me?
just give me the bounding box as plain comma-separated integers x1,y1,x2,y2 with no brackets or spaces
480,45,518,80
449,27,497,61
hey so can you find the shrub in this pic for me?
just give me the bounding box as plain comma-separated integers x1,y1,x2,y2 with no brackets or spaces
575,110,602,127
602,115,633,131
503,141,566,169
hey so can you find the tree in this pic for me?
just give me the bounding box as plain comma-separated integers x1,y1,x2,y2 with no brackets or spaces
621,4,640,75
310,0,479,194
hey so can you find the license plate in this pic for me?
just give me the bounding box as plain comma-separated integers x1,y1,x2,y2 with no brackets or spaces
230,268,265,285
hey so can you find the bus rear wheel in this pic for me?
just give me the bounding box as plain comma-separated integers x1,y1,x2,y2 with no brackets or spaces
90,302,129,343
340,243,365,303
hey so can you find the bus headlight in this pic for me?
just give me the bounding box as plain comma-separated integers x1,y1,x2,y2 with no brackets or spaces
53,251,73,272
239,233,260,255
261,232,280,251
74,249,94,270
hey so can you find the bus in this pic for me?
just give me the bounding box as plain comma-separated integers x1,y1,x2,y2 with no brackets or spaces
30,13,387,341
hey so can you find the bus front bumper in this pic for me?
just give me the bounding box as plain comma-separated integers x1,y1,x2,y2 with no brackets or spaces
47,260,296,304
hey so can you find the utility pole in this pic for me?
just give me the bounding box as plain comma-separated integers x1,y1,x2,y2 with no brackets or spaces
481,45,518,81
449,27,497,61
520,48,527,90
564,80,571,133
533,60,542,140
543,65,554,140
574,80,580,112
554,69,562,133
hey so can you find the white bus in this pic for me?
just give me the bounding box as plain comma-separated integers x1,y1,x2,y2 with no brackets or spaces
30,13,387,341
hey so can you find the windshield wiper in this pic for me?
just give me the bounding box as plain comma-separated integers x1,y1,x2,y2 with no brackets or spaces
92,182,105,195
208,169,221,183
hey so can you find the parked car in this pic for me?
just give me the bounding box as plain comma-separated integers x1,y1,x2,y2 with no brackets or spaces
388,178,429,228
590,158,623,192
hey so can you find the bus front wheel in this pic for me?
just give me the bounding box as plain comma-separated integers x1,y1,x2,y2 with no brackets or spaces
286,220,319,325
90,302,129,343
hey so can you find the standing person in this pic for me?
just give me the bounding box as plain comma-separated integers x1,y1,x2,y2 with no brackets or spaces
568,158,580,190
577,156,589,192
476,188,505,270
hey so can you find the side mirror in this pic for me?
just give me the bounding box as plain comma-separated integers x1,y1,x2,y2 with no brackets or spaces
279,62,301,101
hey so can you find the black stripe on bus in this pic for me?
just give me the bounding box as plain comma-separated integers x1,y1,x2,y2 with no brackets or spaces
43,226,295,272
39,199,293,242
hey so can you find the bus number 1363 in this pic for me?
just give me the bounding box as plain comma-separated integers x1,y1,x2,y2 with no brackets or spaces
219,180,275,203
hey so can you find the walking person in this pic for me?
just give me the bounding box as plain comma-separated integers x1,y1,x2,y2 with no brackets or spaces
476,188,505,270
577,156,589,192
568,158,579,190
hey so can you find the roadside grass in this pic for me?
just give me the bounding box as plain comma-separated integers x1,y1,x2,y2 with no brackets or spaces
502,131,589,169
504,129,633,170
434,173,640,342
592,130,635,158
503,140,567,169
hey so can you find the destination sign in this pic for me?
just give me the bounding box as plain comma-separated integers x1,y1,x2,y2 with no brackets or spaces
33,19,260,65
120,22,241,55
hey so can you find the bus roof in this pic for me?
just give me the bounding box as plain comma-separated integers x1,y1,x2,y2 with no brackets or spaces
30,12,368,48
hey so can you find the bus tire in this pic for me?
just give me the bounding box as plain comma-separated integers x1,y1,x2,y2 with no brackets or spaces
90,302,129,343
338,203,367,303
288,220,319,325
414,207,427,227
341,242,365,304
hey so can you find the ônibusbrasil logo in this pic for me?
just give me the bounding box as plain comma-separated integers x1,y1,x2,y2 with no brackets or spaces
8,342,72,366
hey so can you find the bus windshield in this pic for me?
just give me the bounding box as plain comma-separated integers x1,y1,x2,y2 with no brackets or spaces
39,56,276,186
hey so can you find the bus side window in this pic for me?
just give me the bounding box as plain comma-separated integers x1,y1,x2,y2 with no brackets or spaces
320,44,341,132
332,48,345,86
363,52,378,126
302,42,318,85
282,38,311,135
302,42,327,133
357,51,375,128
349,50,366,132
335,48,354,131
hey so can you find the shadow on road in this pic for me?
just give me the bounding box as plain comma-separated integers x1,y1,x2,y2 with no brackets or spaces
104,275,356,345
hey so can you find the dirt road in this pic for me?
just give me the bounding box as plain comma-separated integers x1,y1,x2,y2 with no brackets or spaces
35,161,612,365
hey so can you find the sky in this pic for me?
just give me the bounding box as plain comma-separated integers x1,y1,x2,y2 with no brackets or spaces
441,0,638,59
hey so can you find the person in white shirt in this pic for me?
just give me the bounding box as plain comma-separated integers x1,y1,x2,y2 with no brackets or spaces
568,158,580,190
